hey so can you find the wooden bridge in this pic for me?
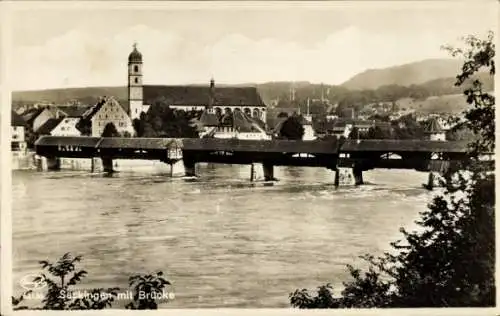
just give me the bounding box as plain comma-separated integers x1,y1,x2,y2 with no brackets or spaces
34,136,492,188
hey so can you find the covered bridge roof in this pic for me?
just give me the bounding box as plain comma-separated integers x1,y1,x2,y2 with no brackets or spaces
35,136,101,147
181,138,338,154
98,138,181,150
340,139,470,153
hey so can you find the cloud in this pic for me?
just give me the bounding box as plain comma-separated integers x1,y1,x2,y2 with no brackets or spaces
10,24,479,91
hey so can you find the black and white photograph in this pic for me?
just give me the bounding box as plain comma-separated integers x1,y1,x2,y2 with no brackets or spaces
1,1,497,312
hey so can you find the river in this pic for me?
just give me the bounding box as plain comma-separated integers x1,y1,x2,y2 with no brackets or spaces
12,164,432,308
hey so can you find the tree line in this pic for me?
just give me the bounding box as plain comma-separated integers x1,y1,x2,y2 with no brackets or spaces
289,31,495,308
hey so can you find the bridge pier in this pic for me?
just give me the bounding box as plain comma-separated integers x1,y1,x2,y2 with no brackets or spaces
250,163,256,182
102,157,114,173
46,157,61,171
424,172,435,190
183,160,196,177
334,168,340,187
353,167,364,186
263,163,276,181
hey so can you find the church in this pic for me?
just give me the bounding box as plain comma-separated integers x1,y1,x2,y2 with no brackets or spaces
126,44,268,124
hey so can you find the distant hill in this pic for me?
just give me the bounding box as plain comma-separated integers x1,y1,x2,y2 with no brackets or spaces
12,86,128,108
11,57,494,116
395,94,469,114
341,58,464,90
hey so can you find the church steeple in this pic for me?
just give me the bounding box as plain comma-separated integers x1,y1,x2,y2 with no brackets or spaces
128,43,143,120
208,77,216,111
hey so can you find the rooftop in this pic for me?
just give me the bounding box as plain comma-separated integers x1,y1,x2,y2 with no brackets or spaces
144,85,266,107
11,111,26,126
35,118,64,135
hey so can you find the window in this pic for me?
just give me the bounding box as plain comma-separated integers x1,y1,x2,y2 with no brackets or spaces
134,78,138,84
134,65,139,73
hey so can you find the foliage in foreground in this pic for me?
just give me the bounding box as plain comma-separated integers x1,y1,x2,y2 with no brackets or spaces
12,253,171,310
290,31,495,308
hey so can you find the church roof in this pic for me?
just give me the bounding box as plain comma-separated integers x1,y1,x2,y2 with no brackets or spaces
144,85,266,107
424,118,444,133
128,45,142,64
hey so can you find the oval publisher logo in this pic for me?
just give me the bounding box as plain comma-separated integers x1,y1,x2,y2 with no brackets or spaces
19,273,47,291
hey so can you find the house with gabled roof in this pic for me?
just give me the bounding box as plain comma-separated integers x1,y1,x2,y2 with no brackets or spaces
194,108,270,140
36,118,64,136
49,105,91,137
80,96,135,137
424,117,446,141
11,111,27,152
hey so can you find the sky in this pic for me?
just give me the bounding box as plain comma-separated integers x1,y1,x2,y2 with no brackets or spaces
6,1,497,91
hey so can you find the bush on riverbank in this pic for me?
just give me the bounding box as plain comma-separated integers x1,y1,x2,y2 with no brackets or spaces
290,31,495,308
12,253,171,310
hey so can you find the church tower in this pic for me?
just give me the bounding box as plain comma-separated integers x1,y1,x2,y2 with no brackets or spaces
128,43,143,121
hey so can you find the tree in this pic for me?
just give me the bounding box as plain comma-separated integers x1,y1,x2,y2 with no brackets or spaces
12,253,172,310
136,98,200,138
277,112,289,118
101,122,120,137
290,31,495,308
12,253,118,310
125,272,171,309
365,125,393,139
348,126,360,139
279,115,305,140
391,114,425,140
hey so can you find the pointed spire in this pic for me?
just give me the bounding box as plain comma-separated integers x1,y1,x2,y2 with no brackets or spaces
208,76,215,109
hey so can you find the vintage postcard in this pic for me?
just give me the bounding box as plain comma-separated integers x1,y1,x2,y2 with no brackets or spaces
1,1,497,314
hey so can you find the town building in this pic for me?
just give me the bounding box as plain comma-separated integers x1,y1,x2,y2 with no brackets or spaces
196,107,270,140
50,117,82,136
301,99,316,140
81,96,135,137
327,119,392,138
32,107,55,133
301,114,316,140
11,111,27,152
424,117,446,141
50,105,90,136
36,118,64,136
127,44,267,124
19,107,44,130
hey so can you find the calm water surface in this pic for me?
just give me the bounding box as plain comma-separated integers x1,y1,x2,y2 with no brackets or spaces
13,164,431,308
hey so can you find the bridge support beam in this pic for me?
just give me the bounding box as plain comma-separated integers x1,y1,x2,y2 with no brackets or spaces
183,160,196,177
102,157,114,173
263,163,276,181
250,163,256,182
46,157,61,171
